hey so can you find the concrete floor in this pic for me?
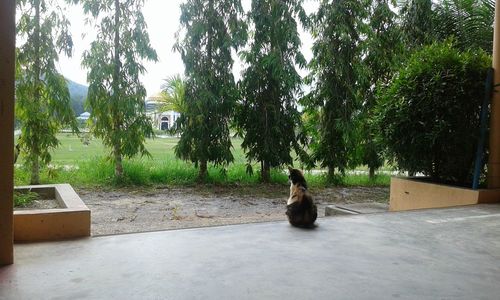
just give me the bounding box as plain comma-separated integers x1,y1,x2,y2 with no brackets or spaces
1,205,500,300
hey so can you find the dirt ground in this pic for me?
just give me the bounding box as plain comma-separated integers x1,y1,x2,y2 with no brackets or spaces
75,185,389,236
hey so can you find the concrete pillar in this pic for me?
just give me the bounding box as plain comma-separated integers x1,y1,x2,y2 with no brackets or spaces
0,0,15,265
489,0,500,188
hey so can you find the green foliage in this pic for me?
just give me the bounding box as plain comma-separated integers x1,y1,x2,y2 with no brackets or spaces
399,0,494,53
236,0,307,182
14,134,391,188
306,172,391,188
160,75,186,114
79,0,158,178
338,174,391,187
174,0,247,180
16,0,78,185
359,0,403,177
399,0,437,48
15,157,389,188
434,0,494,53
303,0,370,179
14,191,39,208
375,42,491,186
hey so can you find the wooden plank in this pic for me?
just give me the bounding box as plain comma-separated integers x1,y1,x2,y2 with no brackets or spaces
0,0,15,265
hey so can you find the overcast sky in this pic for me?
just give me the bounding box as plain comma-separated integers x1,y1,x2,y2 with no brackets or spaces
54,0,318,97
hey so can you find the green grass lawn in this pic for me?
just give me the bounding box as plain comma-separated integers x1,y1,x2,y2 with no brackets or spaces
15,133,391,188
45,133,248,164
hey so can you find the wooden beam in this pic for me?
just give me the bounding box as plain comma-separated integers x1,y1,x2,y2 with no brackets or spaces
0,0,15,265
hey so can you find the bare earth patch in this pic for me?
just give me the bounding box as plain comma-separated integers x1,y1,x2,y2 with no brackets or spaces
77,185,389,236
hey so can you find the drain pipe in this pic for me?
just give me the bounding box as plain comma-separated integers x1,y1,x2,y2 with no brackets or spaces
473,68,493,190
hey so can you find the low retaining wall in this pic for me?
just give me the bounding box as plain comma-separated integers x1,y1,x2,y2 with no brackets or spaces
14,184,91,242
389,177,500,211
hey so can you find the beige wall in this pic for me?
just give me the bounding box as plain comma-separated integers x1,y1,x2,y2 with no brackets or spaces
0,0,15,265
489,0,500,187
389,177,500,211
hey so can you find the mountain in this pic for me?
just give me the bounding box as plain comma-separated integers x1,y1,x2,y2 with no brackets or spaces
67,79,88,116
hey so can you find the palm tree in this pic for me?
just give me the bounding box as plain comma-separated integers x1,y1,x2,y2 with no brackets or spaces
160,75,186,114
434,0,494,53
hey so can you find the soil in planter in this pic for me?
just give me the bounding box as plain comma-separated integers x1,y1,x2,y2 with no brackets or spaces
14,199,61,210
14,191,61,210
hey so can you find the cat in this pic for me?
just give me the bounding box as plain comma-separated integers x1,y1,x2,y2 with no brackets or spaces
286,167,317,228
14,137,20,164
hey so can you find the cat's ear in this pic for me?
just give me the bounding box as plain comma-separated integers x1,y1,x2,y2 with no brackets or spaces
288,166,293,173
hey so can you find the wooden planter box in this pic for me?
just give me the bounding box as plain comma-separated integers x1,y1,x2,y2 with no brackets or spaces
389,177,500,212
14,184,91,242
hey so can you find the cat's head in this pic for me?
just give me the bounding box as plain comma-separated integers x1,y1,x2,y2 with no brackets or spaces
288,167,306,186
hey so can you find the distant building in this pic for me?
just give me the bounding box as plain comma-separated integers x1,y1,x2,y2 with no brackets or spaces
77,112,91,127
145,92,181,131
77,112,91,121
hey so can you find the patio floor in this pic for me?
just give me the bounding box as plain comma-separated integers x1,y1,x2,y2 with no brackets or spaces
1,205,500,299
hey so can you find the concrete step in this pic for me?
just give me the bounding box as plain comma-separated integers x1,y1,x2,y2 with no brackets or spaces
325,202,389,216
325,206,360,216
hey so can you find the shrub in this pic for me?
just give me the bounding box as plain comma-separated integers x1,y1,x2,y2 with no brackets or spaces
14,191,38,207
375,42,491,186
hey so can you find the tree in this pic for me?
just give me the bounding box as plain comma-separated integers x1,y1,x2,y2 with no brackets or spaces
16,0,77,185
303,0,369,179
399,0,494,53
160,75,186,114
235,0,307,182
375,42,490,185
79,0,158,178
359,0,402,178
399,0,437,49
174,0,247,180
434,0,494,53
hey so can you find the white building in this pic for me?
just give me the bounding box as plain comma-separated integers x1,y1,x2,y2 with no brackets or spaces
145,92,181,131
77,111,91,121
76,111,91,127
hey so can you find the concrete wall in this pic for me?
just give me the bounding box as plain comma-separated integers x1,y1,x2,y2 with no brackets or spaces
14,185,91,242
390,177,500,211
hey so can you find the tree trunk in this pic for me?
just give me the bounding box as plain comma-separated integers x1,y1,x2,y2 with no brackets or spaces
261,160,270,183
30,158,40,185
207,0,214,68
31,0,41,185
112,0,123,178
327,167,335,182
198,160,208,181
114,145,123,177
198,0,213,179
369,166,375,179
